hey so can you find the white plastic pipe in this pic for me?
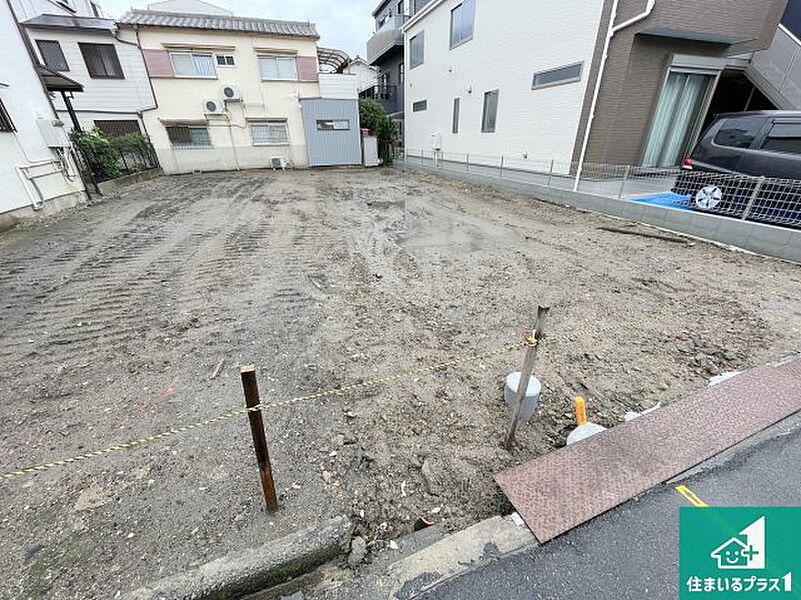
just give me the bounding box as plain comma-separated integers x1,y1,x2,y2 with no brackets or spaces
573,0,656,191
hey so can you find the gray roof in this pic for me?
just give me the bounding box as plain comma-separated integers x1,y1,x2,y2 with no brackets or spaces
22,14,115,32
118,9,319,39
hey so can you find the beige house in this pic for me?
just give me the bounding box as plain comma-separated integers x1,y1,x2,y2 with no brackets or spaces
118,0,322,173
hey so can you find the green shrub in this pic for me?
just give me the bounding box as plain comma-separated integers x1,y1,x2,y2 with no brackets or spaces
359,99,397,166
71,128,120,181
110,132,154,172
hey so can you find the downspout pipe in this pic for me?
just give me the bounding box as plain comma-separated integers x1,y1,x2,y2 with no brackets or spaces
573,0,656,191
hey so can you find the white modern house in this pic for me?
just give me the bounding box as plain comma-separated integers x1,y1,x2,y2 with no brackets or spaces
10,0,155,135
403,0,791,168
0,0,85,229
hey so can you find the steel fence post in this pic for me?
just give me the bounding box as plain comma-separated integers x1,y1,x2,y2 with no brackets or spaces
618,165,631,200
465,153,470,172
547,159,555,188
499,155,504,179
741,176,765,221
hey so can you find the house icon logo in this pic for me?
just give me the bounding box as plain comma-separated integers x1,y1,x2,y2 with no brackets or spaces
710,516,765,570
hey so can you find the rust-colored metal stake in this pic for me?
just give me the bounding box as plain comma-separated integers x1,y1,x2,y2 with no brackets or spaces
240,365,279,513
504,306,550,451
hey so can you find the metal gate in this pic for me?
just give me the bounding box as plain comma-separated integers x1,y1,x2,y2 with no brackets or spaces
300,98,362,167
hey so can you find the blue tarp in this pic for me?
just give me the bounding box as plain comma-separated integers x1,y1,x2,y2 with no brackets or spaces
630,192,693,211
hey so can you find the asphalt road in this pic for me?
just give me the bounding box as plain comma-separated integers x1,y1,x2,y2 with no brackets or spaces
420,420,801,600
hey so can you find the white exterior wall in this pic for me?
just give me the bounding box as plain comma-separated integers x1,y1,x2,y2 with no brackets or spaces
319,73,358,99
0,1,84,219
343,59,378,93
403,0,605,164
135,27,320,173
26,28,156,128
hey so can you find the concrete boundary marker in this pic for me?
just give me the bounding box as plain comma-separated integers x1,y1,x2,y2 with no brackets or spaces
396,161,801,264
123,516,351,600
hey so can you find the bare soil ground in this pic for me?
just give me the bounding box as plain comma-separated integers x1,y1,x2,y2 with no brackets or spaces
0,168,799,599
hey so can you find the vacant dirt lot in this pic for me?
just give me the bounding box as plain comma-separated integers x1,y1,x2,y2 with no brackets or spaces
1,168,799,598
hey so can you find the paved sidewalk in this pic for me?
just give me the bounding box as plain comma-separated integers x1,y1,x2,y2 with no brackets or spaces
419,418,801,600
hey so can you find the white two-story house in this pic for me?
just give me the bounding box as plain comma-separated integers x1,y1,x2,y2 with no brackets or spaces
10,0,155,136
1,0,85,228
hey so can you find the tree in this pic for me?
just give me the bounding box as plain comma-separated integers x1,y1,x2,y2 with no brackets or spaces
359,99,397,165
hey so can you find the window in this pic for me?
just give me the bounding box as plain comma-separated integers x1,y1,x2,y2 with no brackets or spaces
316,119,350,130
216,54,235,67
258,55,298,80
713,117,765,149
94,119,141,137
170,52,216,78
250,122,289,146
397,1,404,16
398,62,404,84
410,32,424,69
761,122,801,155
452,97,460,134
79,43,123,78
450,0,475,48
0,98,15,132
412,100,427,112
37,40,69,71
532,63,583,90
481,90,499,133
90,2,101,17
166,125,211,148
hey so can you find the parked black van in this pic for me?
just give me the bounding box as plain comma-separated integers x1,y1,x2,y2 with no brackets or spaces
672,111,801,225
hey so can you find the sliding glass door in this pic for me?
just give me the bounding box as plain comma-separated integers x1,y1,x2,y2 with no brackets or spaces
643,70,716,167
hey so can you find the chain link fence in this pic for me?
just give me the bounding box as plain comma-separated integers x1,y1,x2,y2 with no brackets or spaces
400,149,801,229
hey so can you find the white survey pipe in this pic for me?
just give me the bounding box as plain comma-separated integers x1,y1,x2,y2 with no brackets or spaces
573,0,656,191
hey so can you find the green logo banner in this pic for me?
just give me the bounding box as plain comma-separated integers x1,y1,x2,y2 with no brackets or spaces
680,507,801,598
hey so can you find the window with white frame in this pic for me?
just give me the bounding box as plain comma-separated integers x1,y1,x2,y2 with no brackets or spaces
410,32,424,69
450,0,475,48
532,63,583,90
166,125,211,148
169,52,216,78
316,119,350,130
250,121,289,146
216,54,235,67
258,55,298,80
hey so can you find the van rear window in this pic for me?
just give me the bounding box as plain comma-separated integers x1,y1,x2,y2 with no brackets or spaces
713,117,764,149
761,123,801,156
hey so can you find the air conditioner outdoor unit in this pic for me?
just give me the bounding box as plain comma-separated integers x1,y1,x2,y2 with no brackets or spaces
221,85,241,101
203,98,224,114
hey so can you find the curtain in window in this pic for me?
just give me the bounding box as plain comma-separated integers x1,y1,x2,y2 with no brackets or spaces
170,53,194,77
192,54,215,77
643,71,714,167
258,57,297,80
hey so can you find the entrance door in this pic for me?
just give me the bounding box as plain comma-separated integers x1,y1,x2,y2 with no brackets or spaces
643,71,716,167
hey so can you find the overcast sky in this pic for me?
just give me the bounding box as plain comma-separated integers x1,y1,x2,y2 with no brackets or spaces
100,0,378,58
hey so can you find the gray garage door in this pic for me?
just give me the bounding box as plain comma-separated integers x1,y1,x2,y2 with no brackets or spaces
300,98,362,167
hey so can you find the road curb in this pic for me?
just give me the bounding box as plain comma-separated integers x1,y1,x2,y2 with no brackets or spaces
124,516,352,600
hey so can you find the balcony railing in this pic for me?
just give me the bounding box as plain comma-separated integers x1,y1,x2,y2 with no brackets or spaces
367,15,408,64
360,84,402,115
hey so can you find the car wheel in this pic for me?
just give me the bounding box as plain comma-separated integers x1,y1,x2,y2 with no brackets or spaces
694,185,723,210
